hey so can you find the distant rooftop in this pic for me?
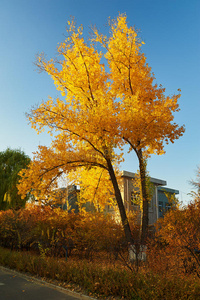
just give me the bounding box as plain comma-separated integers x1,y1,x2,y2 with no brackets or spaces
157,186,179,194
121,170,167,186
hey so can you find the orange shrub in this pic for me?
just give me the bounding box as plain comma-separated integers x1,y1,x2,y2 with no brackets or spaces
147,196,200,277
0,205,125,260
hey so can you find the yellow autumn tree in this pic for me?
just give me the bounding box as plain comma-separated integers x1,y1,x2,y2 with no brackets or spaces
18,14,184,249
93,15,185,243
18,16,133,246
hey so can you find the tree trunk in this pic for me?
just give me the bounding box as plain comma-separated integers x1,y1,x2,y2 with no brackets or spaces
137,149,149,245
106,158,133,246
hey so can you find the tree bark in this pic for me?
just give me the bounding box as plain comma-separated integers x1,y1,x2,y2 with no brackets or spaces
106,158,133,246
137,149,149,245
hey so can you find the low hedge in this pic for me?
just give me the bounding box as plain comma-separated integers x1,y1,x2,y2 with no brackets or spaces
0,247,200,299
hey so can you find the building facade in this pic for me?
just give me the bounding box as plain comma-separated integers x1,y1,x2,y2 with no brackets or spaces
120,171,179,224
59,171,178,225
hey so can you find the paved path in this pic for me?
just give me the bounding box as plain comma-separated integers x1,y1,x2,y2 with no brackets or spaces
0,267,91,300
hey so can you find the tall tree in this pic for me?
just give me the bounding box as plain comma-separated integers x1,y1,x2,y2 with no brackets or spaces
0,148,30,210
18,17,133,245
18,14,184,248
94,15,185,243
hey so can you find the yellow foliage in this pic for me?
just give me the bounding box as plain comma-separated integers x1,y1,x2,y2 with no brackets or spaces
94,14,184,156
132,170,154,209
18,14,184,213
3,192,11,203
68,167,121,211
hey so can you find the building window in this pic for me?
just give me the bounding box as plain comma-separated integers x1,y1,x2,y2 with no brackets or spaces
165,203,171,212
131,192,140,206
159,201,163,213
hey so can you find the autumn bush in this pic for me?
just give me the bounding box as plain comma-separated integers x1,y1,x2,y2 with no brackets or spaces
147,195,200,278
0,204,126,260
1,246,200,299
1,201,200,298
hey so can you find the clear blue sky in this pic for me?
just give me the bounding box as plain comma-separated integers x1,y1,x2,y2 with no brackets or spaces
0,0,199,204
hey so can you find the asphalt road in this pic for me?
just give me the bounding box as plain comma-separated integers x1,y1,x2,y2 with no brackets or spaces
0,267,89,300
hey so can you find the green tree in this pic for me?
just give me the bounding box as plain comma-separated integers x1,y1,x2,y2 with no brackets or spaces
0,148,30,210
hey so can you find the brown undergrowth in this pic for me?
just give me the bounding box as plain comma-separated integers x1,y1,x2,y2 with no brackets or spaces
0,246,200,300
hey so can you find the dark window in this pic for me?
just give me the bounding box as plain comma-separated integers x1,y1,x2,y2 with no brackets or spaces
165,203,171,211
159,201,163,213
